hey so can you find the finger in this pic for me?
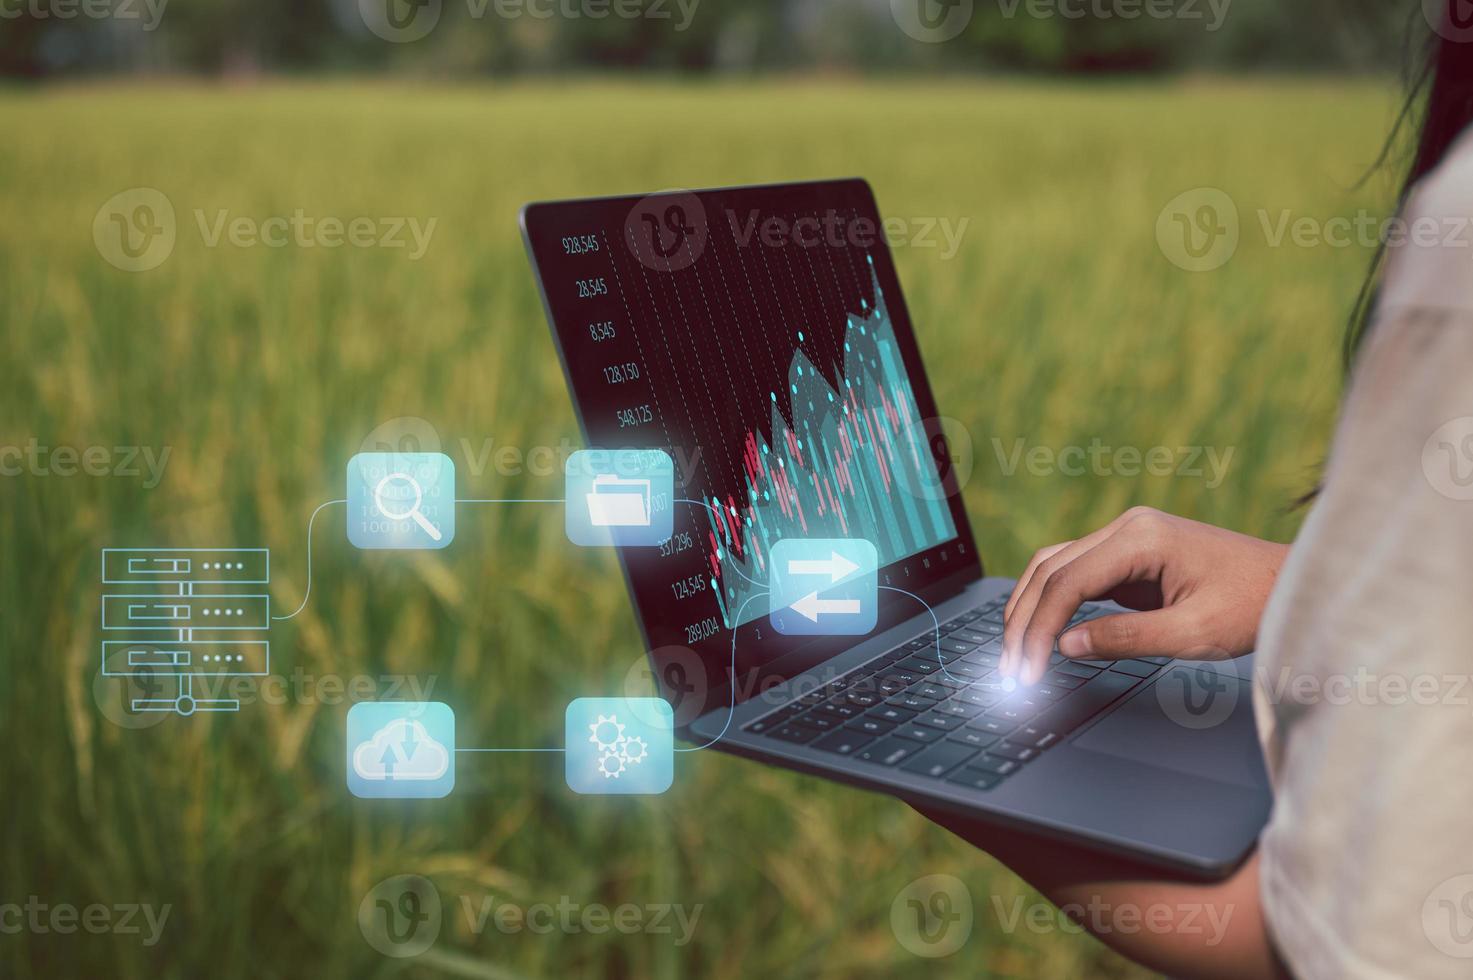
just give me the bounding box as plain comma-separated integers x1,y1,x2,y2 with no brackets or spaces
1012,533,1159,685
1002,508,1159,676
1056,608,1192,660
1003,540,1072,623
1002,519,1132,676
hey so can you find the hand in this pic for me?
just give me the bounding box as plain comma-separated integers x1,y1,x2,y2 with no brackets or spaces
999,507,1289,685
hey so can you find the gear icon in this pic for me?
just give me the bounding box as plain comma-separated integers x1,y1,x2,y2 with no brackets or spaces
620,735,649,765
588,714,626,753
598,749,628,779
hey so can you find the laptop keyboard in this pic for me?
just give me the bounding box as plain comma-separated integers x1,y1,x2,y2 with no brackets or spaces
742,599,1171,791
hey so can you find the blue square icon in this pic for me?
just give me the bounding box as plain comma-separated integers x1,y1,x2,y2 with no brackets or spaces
768,538,879,636
564,449,674,547
564,697,674,795
347,701,455,799
347,452,455,550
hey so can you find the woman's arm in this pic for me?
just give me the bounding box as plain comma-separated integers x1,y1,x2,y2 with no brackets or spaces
918,506,1293,975
917,805,1289,980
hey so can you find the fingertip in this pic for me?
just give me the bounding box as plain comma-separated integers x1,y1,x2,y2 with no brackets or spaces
1020,657,1043,687
1058,628,1091,657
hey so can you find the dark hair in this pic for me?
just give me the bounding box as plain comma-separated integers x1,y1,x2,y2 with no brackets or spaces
1346,4,1473,365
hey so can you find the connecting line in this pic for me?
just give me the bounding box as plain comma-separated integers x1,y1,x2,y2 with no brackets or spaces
675,498,766,590
273,499,346,622
456,748,565,753
455,499,564,504
675,591,769,753
879,584,963,685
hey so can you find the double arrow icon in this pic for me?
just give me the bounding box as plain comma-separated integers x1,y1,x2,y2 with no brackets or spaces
769,538,878,637
786,550,862,622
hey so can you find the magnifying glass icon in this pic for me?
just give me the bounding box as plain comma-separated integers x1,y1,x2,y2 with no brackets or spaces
372,472,442,541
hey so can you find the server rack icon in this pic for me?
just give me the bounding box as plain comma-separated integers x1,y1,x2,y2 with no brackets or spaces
100,548,270,716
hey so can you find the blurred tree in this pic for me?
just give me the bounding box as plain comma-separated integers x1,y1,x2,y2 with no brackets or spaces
0,0,1421,78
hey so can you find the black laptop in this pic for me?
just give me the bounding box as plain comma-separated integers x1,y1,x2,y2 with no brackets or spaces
522,178,1269,878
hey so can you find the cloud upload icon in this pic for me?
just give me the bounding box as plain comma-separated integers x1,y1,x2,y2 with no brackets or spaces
347,702,456,798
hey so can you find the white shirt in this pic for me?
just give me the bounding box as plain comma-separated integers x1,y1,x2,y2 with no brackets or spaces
1254,131,1473,978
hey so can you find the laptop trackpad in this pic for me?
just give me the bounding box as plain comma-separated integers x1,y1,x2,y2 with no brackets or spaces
1072,666,1266,789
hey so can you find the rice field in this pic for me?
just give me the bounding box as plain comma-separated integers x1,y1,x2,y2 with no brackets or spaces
0,76,1395,978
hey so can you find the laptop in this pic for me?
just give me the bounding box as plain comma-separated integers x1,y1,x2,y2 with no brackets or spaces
521,178,1270,878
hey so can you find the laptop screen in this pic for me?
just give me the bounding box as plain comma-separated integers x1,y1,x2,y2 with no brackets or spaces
523,179,981,715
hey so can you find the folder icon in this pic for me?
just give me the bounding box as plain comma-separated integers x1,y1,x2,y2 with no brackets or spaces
586,474,653,527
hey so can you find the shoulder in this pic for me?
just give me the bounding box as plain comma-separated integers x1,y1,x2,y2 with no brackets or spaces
1377,126,1473,319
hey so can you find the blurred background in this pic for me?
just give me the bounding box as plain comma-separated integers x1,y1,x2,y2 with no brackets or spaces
0,1,1423,978
0,0,1413,77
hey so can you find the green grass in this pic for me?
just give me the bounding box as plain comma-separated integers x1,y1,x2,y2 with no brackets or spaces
0,77,1397,978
